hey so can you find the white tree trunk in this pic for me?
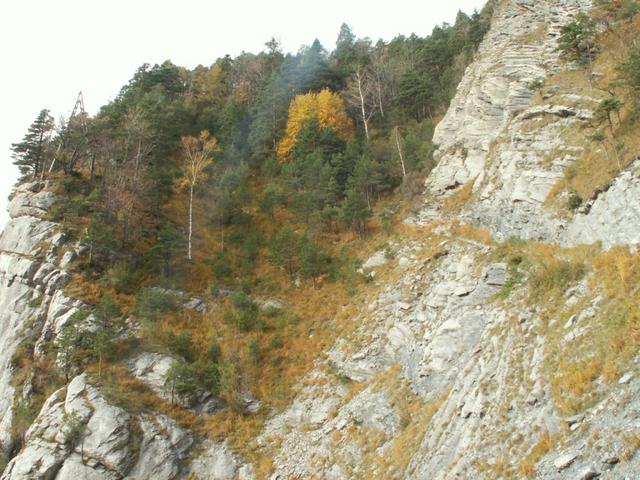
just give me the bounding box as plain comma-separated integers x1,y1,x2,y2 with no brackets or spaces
356,69,370,140
375,76,385,118
188,183,194,261
394,127,406,178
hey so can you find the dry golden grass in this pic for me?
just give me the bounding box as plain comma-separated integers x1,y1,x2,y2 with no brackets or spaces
451,222,496,246
202,409,272,476
541,245,640,415
621,432,640,461
361,367,449,479
64,273,104,304
593,247,640,299
517,24,548,45
518,430,555,478
442,179,476,214
95,365,197,428
493,240,593,307
551,357,600,414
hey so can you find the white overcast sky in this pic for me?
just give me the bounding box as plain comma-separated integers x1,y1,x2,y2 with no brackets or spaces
0,0,486,227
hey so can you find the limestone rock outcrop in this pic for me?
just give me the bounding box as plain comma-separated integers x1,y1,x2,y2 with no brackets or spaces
1,374,193,480
565,160,640,248
0,182,74,459
416,0,640,248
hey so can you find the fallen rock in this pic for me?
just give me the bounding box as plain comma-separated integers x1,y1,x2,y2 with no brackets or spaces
566,414,584,427
128,352,220,414
184,297,207,313
578,466,600,480
484,263,508,286
259,298,284,312
128,352,174,399
361,251,387,271
56,454,117,480
564,314,578,329
618,372,633,385
554,451,579,471
59,250,76,270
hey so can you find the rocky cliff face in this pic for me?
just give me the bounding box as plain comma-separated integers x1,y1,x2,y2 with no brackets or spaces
417,0,640,249
2,1,640,479
0,182,72,460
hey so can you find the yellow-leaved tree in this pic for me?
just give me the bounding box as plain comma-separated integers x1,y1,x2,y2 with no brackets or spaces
277,89,353,161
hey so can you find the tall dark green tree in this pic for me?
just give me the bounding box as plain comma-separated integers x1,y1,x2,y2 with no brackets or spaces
268,227,299,281
11,109,54,178
340,188,372,236
298,236,330,288
619,46,640,94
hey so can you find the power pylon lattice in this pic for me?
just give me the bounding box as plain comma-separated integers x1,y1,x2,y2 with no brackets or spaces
48,91,88,174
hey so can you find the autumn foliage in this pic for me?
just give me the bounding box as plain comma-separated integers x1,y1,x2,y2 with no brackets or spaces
276,89,354,161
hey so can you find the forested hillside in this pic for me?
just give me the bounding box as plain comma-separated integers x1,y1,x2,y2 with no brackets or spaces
6,4,495,470
14,6,495,287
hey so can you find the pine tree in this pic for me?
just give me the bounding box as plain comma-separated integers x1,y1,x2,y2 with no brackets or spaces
340,188,372,236
268,227,299,281
619,46,640,93
11,109,54,178
299,236,329,288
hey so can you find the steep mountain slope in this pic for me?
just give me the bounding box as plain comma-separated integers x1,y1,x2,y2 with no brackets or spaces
1,0,640,479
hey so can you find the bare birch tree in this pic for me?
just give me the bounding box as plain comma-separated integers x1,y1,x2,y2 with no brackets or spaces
345,65,377,140
180,130,219,261
394,126,407,179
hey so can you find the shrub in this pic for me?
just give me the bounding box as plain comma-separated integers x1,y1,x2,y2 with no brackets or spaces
594,97,623,128
135,287,177,322
528,255,587,300
268,331,284,350
248,336,260,366
94,293,122,324
226,293,262,332
268,227,299,281
207,339,222,362
298,236,332,288
619,46,640,94
195,360,221,395
527,78,545,97
62,411,86,448
237,232,262,275
11,401,38,449
259,184,285,218
558,12,598,65
106,261,144,294
212,250,233,280
165,360,198,400
566,192,583,211
166,331,196,363
339,189,372,236
219,358,244,413
56,309,91,381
